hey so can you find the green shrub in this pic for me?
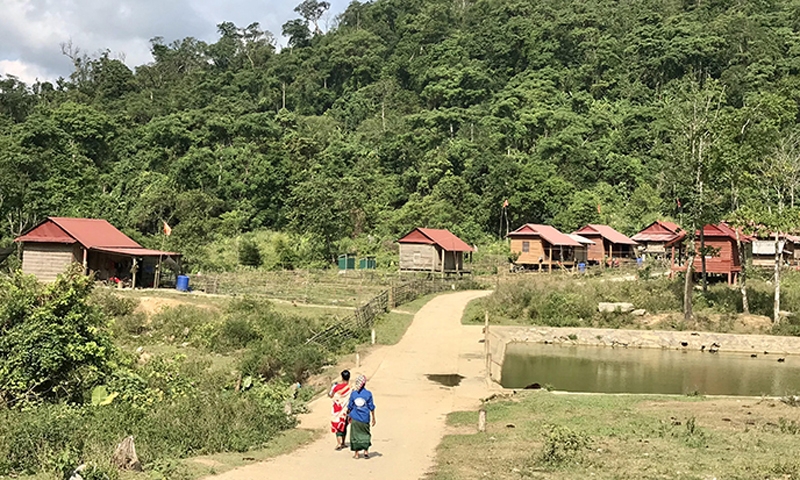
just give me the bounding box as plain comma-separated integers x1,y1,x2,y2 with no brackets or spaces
89,289,139,317
238,238,263,267
0,268,115,406
536,425,590,467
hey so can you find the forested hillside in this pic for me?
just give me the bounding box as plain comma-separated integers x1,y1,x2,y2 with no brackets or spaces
2,0,800,269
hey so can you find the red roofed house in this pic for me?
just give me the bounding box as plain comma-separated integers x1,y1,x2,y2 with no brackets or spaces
507,224,586,272
15,217,179,286
397,228,473,275
669,223,752,284
573,224,638,265
632,221,685,260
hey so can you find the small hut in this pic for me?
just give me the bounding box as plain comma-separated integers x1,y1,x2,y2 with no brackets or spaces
397,228,473,275
751,234,800,268
670,223,752,284
573,224,638,265
507,224,582,272
632,221,685,260
15,217,179,286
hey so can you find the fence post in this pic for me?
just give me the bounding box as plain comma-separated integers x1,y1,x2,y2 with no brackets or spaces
371,328,376,345
484,310,491,381
388,284,395,309
478,408,487,432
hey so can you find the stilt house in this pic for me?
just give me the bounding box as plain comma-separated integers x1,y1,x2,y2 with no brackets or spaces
15,217,179,285
507,224,583,271
397,228,473,274
751,234,800,268
573,224,638,265
632,221,685,259
669,223,752,284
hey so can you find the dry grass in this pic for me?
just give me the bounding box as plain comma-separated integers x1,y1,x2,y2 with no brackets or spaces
430,392,800,480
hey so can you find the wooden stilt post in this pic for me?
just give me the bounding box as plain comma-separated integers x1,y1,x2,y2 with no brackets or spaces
548,245,553,273
441,249,446,279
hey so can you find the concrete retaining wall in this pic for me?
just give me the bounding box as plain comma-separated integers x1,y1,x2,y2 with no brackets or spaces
486,325,800,385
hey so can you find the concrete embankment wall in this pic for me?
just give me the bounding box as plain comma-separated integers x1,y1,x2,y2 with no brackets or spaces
486,325,800,385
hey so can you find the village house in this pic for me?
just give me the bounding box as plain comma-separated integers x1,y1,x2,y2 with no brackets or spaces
751,234,800,268
397,227,473,275
14,217,179,286
670,222,752,284
507,224,586,272
573,224,638,265
632,220,685,260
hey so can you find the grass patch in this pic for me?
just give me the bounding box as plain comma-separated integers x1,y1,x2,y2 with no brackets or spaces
374,312,414,345
431,392,800,479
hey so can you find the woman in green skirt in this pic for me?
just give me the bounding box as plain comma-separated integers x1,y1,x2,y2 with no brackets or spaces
347,374,376,459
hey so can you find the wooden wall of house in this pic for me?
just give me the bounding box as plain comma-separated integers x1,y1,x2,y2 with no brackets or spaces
22,243,81,282
399,243,439,271
574,247,588,264
443,251,464,271
583,236,606,263
692,238,741,273
510,237,546,265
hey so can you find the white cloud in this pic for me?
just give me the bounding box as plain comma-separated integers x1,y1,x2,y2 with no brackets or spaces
0,59,50,85
0,0,351,83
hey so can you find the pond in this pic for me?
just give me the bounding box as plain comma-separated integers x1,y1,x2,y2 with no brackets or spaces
501,342,800,396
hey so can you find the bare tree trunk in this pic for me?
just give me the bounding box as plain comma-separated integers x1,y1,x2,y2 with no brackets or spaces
736,230,749,314
700,227,708,292
684,237,695,321
774,232,781,324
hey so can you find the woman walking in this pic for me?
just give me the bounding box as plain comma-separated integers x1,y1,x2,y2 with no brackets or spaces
347,374,376,459
329,370,351,450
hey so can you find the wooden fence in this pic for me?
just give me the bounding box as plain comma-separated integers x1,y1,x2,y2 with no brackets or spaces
305,278,457,348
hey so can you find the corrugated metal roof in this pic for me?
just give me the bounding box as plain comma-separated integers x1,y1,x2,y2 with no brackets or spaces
397,228,474,252
508,224,582,247
15,217,178,257
93,247,179,257
632,220,685,243
575,224,638,245
567,234,595,245
50,217,141,249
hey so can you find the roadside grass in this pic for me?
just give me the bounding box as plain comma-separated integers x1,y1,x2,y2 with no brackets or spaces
114,429,320,480
430,392,800,480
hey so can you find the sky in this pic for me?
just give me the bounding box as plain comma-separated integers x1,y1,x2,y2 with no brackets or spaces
0,0,351,85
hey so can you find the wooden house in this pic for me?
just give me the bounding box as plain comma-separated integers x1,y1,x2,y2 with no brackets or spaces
397,228,473,275
573,224,638,265
15,217,179,286
669,223,752,284
507,224,584,271
632,221,685,260
751,234,800,268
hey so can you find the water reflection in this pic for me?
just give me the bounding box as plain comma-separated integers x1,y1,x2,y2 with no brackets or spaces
501,343,800,396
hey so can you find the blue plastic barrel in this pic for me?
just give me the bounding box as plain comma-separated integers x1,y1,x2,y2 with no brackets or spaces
176,275,190,292
636,257,644,267
578,263,586,273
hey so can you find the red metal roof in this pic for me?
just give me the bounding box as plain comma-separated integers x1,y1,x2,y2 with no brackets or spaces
397,228,474,252
632,220,685,243
15,220,77,244
575,224,638,245
508,224,581,247
15,217,178,257
697,222,753,242
93,247,179,257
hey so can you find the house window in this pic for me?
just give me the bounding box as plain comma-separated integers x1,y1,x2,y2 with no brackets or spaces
522,241,530,253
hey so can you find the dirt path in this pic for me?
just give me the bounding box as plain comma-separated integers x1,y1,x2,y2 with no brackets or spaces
205,290,493,480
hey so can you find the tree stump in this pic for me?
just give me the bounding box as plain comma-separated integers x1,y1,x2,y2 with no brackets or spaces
112,436,143,471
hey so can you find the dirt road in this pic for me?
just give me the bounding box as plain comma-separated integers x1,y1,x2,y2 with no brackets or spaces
205,290,492,480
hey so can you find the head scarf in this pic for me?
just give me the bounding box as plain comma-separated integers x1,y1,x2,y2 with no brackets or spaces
354,374,367,391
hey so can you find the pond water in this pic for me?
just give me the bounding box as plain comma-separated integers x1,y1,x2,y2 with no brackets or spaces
501,342,800,396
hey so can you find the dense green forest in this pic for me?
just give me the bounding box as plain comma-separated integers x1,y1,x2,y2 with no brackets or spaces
2,0,800,270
